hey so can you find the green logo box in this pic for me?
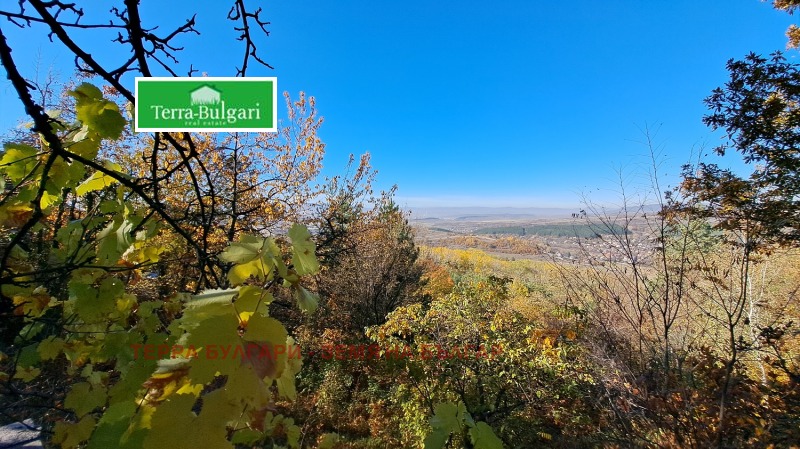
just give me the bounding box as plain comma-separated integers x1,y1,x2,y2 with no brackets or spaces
134,77,277,132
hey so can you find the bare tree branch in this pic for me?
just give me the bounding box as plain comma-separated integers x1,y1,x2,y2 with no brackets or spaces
229,0,273,76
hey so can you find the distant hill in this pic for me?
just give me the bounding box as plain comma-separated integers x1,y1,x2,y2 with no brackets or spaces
407,206,576,220
407,204,662,220
476,223,629,238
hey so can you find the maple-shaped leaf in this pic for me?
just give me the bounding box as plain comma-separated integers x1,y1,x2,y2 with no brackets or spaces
289,224,319,275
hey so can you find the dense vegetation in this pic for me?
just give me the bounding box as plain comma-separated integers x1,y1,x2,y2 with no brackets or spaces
438,235,544,255
1,1,799,448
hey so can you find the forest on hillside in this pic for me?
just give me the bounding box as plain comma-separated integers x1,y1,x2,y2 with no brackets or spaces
475,224,629,238
1,1,800,448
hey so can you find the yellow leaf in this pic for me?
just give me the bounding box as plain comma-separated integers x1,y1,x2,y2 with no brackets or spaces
176,382,204,396
39,190,60,209
75,170,117,196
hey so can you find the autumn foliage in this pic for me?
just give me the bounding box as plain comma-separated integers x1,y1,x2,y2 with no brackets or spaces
2,1,800,448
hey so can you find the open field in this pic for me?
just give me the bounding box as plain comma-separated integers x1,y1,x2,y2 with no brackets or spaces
412,211,656,264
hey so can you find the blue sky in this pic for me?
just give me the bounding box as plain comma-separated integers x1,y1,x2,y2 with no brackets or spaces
1,1,796,208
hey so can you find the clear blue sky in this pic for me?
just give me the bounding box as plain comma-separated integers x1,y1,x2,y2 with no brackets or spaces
1,1,795,208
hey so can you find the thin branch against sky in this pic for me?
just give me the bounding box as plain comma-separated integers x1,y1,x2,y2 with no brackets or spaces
1,1,793,207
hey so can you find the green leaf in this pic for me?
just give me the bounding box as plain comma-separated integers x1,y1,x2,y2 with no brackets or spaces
68,128,102,159
13,366,40,381
469,422,504,449
88,401,138,449
186,289,237,312
100,401,137,425
424,431,449,449
76,170,117,196
95,218,135,265
227,259,263,285
82,364,107,386
93,102,126,138
95,221,121,265
293,286,319,314
223,363,270,409
286,423,300,449
15,322,45,342
430,402,462,434
0,143,39,182
424,402,465,449
72,83,103,102
45,158,84,197
38,336,65,360
242,314,289,380
69,83,125,140
195,390,241,445
65,382,107,417
243,314,287,348
235,285,272,315
289,224,319,275
17,343,40,368
69,279,116,322
39,190,60,210
220,237,264,264
52,415,96,449
275,357,300,400
185,314,242,383
231,429,264,445
108,358,159,403
143,393,234,449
